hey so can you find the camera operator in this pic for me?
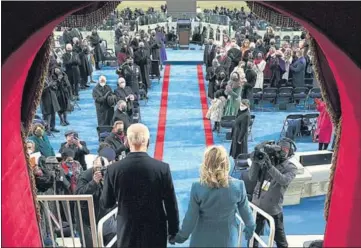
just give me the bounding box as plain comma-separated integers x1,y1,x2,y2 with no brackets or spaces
76,156,117,247
249,138,297,248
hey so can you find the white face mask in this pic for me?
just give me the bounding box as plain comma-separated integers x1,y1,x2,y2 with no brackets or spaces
119,83,126,88
99,82,106,87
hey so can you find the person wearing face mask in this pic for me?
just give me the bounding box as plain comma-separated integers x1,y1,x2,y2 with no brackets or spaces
206,59,219,99
41,76,61,133
254,52,267,89
101,123,179,248
28,123,55,157
76,156,117,247
149,30,161,62
52,67,72,126
249,138,297,248
242,60,257,101
89,30,104,70
230,99,251,159
62,43,81,100
73,37,91,89
112,100,131,131
59,130,89,171
204,39,216,68
104,121,130,159
134,41,151,91
120,56,142,97
224,72,243,116
92,75,114,126
114,77,135,102
254,39,266,58
227,42,242,74
216,48,231,76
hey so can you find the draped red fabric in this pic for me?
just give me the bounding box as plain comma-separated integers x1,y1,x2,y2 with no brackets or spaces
1,9,86,247
260,4,361,246
1,2,361,247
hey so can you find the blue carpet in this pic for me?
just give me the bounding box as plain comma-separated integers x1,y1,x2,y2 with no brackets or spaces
42,54,325,244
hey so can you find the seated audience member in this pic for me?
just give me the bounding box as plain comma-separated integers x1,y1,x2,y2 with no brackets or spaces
224,72,242,116
105,121,129,160
28,123,55,157
76,156,116,247
114,77,134,101
92,75,114,126
206,90,227,133
26,140,54,194
101,123,180,248
59,130,90,171
230,100,251,159
171,145,255,247
112,100,131,131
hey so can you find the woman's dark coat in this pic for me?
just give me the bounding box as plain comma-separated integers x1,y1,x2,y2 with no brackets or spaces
230,109,250,159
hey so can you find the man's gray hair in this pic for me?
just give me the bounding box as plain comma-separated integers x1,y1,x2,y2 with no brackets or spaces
117,100,127,109
99,75,107,83
127,124,150,146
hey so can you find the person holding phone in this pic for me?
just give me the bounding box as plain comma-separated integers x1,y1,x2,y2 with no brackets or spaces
59,130,90,170
76,156,117,247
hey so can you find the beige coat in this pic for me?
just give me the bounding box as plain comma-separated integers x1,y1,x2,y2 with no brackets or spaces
206,96,227,122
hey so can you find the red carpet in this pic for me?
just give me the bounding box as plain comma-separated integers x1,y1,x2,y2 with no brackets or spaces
197,65,214,147
154,65,171,160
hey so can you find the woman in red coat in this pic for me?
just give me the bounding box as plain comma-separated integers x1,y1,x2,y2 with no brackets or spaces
315,98,333,150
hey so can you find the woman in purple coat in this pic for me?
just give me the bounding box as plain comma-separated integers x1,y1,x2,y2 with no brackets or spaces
156,29,167,65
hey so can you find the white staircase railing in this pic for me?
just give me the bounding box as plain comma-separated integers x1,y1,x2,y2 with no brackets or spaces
37,195,98,247
236,202,275,247
97,207,118,247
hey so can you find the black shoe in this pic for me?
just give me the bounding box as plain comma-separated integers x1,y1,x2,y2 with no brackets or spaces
85,84,90,87
90,80,96,84
60,121,67,126
76,96,80,101
65,120,70,125
212,124,217,132
80,86,86,90
51,128,60,133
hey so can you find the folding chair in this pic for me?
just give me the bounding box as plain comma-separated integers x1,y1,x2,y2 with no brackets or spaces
252,88,263,107
306,87,322,109
261,87,278,109
304,78,314,90
293,87,309,106
231,153,250,177
301,113,319,137
219,115,236,141
277,87,293,110
263,78,271,88
280,114,304,139
248,115,255,141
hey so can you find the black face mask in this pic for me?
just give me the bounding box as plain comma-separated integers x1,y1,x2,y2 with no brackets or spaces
116,129,123,134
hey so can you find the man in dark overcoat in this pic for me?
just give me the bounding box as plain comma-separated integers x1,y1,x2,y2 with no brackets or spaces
101,123,179,248
92,76,114,126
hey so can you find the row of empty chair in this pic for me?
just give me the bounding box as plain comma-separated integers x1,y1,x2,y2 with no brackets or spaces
252,87,321,109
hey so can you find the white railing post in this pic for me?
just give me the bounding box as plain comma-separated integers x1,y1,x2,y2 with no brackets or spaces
97,207,118,247
237,202,275,248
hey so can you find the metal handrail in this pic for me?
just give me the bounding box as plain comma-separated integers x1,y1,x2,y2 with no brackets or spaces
236,202,275,247
37,194,98,247
97,207,118,247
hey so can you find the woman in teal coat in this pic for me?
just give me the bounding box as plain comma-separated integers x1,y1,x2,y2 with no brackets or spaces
173,145,255,247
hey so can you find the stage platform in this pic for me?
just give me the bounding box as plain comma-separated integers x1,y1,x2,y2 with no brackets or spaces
165,45,204,65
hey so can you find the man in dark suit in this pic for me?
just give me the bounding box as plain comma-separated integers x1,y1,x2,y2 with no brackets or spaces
243,60,257,101
59,130,89,170
203,39,216,68
101,123,179,248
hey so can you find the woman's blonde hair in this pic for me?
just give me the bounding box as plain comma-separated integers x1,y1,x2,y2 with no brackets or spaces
200,145,230,188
